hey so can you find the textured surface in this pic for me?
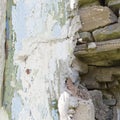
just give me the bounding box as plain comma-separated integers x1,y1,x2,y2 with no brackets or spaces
4,0,74,119
78,0,100,7
93,23,120,42
81,66,120,89
106,0,120,12
3,0,95,120
58,78,95,120
74,39,120,66
89,90,110,120
79,6,117,32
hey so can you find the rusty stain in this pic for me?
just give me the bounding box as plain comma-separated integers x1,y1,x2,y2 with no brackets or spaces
25,69,31,74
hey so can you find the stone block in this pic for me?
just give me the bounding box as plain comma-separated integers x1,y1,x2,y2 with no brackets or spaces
74,39,120,66
58,89,95,120
74,99,95,120
118,9,120,22
103,99,117,106
79,6,117,32
81,66,120,90
79,32,93,43
81,66,101,89
89,90,110,120
106,0,120,13
71,58,88,74
78,0,100,7
93,23,120,42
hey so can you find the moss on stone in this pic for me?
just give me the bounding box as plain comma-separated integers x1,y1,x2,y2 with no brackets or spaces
78,0,100,7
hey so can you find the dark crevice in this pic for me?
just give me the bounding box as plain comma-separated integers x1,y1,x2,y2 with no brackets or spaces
90,31,95,42
99,0,106,6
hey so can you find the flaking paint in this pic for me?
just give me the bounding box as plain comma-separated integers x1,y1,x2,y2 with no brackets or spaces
4,0,76,120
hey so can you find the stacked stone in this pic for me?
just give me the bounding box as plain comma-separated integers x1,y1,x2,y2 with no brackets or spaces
74,0,120,67
71,0,120,119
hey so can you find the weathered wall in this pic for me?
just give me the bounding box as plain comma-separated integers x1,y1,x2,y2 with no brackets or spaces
74,0,120,120
2,0,96,120
4,0,72,119
2,0,93,120
2,0,120,120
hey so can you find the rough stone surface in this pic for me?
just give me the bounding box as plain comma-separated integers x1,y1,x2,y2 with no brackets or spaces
118,9,120,22
87,42,97,50
89,90,110,120
74,99,95,120
58,77,95,120
79,32,93,43
74,39,120,66
103,99,117,106
71,58,88,74
5,0,120,119
106,0,120,12
93,23,120,42
4,0,81,120
81,66,120,90
79,6,117,32
58,91,95,120
114,106,120,120
58,91,78,120
70,0,100,9
78,0,100,7
81,67,101,89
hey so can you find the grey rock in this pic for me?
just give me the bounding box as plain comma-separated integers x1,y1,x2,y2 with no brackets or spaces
106,0,120,13
89,90,110,120
79,6,117,32
119,8,120,17
103,99,117,106
78,0,100,7
79,32,93,43
112,106,120,120
81,66,101,89
74,39,120,66
118,9,120,22
71,58,88,74
93,23,120,42
81,66,120,90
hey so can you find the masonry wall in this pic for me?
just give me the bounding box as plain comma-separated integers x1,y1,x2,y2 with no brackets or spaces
74,0,120,120
1,0,120,120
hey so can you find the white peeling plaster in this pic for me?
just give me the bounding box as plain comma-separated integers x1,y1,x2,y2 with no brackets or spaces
11,0,95,120
12,0,70,53
12,0,76,119
14,35,74,120
0,107,9,120
70,0,78,9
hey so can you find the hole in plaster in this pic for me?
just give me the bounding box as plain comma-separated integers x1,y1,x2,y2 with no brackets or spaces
25,69,31,75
